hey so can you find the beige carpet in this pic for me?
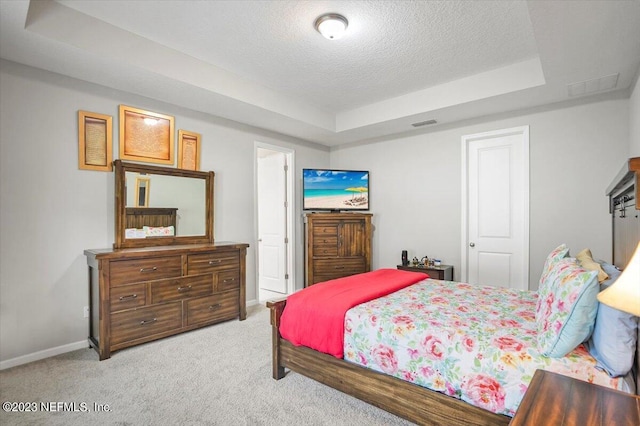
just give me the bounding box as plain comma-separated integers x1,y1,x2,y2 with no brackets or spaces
0,305,412,425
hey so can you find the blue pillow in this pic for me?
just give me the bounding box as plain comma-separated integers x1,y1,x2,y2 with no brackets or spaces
587,263,639,377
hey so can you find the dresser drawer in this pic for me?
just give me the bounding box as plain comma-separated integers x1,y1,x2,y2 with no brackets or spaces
313,237,338,256
110,283,146,312
313,223,338,237
109,256,182,287
110,302,182,345
150,274,213,304
217,270,240,292
313,258,366,275
312,258,366,284
186,291,239,326
187,251,239,275
313,272,365,284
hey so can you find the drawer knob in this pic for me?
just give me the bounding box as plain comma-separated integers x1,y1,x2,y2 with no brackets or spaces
209,304,222,311
208,260,222,265
223,278,235,283
334,266,345,270
119,294,138,301
140,267,158,273
140,318,157,326
177,285,192,292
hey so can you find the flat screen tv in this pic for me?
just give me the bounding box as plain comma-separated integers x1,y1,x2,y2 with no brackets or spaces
303,168,369,211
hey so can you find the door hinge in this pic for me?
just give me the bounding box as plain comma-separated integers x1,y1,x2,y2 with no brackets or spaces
285,273,289,280
284,200,288,208
284,164,288,172
285,237,289,244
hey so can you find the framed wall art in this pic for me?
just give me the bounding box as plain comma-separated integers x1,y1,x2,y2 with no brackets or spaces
78,110,113,171
119,105,175,165
135,176,150,207
177,130,201,171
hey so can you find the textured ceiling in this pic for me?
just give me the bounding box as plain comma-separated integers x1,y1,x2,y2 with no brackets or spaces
56,0,538,111
1,1,639,147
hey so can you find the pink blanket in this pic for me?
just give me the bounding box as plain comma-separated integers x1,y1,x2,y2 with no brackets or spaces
279,268,427,358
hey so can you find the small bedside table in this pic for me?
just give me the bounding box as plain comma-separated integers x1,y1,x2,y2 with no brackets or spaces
510,369,640,426
396,264,453,280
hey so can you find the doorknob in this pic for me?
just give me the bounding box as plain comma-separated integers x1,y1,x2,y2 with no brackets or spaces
469,242,475,247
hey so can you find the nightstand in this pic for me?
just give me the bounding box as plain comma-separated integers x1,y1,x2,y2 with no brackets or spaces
510,369,640,425
396,264,453,280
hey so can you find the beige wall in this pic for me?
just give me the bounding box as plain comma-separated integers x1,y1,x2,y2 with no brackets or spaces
331,96,629,289
0,60,329,365
0,57,634,366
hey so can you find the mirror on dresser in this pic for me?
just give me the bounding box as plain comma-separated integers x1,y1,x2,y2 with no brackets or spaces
86,160,248,360
114,160,214,248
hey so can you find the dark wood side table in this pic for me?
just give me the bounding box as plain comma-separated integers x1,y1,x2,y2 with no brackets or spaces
510,370,640,426
396,264,453,280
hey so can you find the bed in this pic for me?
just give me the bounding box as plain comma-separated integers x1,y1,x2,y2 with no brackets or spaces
267,158,640,426
124,207,177,238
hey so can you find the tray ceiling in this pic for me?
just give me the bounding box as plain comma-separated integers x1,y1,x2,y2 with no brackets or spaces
1,1,638,146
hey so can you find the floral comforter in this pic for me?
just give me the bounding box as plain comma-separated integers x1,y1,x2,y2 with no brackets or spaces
343,279,624,417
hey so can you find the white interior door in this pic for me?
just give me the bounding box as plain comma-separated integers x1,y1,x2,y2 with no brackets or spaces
462,126,529,290
257,150,287,294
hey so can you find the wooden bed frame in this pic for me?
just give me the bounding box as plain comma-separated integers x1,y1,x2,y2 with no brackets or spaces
267,299,510,425
267,157,640,425
125,207,177,231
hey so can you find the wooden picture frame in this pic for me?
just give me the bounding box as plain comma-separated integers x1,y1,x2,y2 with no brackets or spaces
177,130,201,171
78,110,112,171
135,176,150,207
119,105,174,165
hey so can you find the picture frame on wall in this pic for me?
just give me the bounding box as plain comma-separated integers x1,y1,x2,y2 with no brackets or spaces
177,129,201,171
78,110,113,171
119,105,175,165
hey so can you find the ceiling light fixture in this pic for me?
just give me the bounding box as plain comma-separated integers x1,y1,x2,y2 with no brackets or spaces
314,13,348,40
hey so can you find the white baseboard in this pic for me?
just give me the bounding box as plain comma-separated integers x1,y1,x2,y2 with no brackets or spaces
0,340,89,371
1,303,261,370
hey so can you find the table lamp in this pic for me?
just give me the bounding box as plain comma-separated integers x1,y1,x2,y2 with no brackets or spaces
597,241,640,316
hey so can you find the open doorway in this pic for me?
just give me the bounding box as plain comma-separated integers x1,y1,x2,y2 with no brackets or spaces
255,143,295,301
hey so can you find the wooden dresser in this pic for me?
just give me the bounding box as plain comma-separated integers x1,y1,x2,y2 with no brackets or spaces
305,212,372,286
85,242,249,360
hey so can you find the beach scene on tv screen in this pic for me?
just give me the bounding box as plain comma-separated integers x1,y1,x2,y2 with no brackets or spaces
304,169,369,210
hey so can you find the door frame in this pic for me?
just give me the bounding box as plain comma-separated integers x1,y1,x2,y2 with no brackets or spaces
460,125,530,286
254,141,295,296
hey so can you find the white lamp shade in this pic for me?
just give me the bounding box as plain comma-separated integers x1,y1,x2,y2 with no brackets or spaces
315,14,348,40
597,242,640,316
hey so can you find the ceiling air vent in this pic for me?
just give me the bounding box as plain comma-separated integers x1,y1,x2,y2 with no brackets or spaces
411,119,437,128
567,73,619,97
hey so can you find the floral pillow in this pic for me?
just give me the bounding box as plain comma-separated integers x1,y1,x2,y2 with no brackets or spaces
540,244,569,281
143,225,175,236
536,257,599,358
536,244,570,315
